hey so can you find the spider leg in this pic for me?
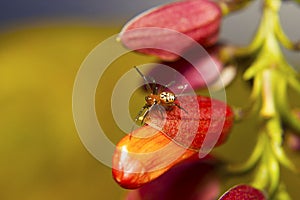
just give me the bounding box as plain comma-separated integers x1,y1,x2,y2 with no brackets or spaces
152,104,165,120
143,101,167,123
140,108,150,125
134,104,149,125
150,76,159,95
174,103,188,114
134,66,152,93
176,84,188,96
166,80,176,88
158,80,176,94
130,105,150,139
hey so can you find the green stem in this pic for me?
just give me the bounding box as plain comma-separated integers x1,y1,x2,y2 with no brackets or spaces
275,21,298,50
221,0,299,197
235,0,299,197
226,132,264,173
266,115,297,172
251,130,280,198
219,0,255,16
276,72,300,133
274,183,293,200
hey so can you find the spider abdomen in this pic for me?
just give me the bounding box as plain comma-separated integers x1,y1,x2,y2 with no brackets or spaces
159,91,176,104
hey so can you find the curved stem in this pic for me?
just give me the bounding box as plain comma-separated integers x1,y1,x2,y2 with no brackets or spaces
234,0,299,197
276,73,300,133
251,131,280,198
226,132,264,174
274,183,293,200
275,20,299,50
218,0,255,15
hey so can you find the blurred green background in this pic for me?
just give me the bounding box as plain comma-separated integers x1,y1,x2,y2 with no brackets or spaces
1,0,300,199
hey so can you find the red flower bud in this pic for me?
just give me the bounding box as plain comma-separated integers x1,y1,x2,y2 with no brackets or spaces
125,155,221,200
112,96,234,189
112,126,198,189
145,96,234,150
146,45,224,91
220,185,266,200
119,0,222,60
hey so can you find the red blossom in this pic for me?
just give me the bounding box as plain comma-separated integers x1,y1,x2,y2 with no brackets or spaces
112,96,234,189
119,0,222,60
220,185,266,200
146,45,224,91
125,155,221,200
113,0,233,191
145,96,234,150
112,126,198,189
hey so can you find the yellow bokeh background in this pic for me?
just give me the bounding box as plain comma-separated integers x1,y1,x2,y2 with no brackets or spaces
0,24,130,200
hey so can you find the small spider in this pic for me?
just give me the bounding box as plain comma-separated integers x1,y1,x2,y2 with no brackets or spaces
134,66,187,125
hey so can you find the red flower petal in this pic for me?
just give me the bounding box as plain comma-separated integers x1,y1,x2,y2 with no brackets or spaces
145,96,234,151
112,126,197,189
119,0,222,60
125,155,220,200
220,185,266,200
146,45,223,91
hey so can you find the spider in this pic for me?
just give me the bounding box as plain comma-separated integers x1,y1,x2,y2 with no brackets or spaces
134,66,187,125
